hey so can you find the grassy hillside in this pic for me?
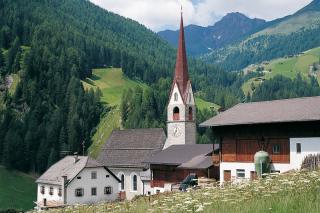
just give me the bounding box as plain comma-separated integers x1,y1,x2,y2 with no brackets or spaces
83,68,147,157
0,166,36,211
242,47,320,95
83,68,218,157
32,170,320,213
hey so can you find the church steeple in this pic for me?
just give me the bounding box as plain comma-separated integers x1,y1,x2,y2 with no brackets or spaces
164,10,196,149
173,11,189,101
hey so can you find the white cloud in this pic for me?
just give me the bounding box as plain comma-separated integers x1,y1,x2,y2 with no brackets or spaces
90,0,313,32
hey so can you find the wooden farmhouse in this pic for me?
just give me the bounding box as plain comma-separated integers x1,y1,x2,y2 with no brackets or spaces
201,96,320,183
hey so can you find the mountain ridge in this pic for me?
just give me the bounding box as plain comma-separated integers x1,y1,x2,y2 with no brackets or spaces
158,12,267,55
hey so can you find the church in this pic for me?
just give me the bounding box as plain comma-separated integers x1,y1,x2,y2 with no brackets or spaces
97,12,216,199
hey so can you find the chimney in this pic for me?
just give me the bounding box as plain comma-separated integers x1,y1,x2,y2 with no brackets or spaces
74,152,78,163
43,198,47,207
62,175,67,204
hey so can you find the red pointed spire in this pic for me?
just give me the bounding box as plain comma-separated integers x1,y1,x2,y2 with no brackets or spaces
174,11,189,97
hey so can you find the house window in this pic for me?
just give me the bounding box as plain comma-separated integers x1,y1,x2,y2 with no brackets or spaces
104,186,112,195
91,171,97,179
174,93,178,101
106,175,110,178
49,187,53,195
75,188,84,197
120,174,125,191
273,144,280,154
236,169,245,178
132,175,137,191
173,107,180,120
58,188,62,197
296,143,301,153
40,186,45,194
77,176,81,179
91,187,97,196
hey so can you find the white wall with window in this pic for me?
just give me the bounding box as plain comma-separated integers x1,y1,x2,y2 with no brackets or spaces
219,137,320,184
37,183,63,204
66,167,119,204
112,169,145,200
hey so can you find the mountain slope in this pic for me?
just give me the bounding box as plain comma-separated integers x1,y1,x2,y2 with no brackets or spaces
158,13,266,55
205,0,320,71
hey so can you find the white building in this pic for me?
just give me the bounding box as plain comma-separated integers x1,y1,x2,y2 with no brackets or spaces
35,155,120,210
97,128,166,200
201,96,320,184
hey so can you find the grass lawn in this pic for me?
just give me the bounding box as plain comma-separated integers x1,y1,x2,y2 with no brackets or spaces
195,97,220,112
0,166,37,211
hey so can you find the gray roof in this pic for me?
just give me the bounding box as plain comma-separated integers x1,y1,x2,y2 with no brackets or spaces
201,96,320,127
97,128,166,169
36,156,117,185
145,144,213,169
178,156,213,169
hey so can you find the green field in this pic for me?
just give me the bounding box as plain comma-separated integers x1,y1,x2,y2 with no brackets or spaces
242,47,320,95
84,68,217,157
0,166,37,211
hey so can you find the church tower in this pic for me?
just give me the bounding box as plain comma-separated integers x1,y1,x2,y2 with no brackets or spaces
164,12,196,149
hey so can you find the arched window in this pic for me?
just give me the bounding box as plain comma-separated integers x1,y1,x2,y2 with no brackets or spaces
188,107,193,120
173,107,180,120
120,174,125,191
132,175,137,191
174,93,178,101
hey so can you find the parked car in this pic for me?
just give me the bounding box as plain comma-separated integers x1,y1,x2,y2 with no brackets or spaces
179,173,198,191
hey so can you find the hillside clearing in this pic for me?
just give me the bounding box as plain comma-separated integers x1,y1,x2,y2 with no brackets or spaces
0,166,36,211
242,47,320,95
34,170,320,213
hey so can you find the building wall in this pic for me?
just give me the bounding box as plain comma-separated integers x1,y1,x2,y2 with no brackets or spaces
37,183,63,204
66,167,119,205
219,137,320,183
110,168,146,200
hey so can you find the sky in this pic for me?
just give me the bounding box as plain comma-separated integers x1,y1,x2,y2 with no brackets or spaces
90,0,313,32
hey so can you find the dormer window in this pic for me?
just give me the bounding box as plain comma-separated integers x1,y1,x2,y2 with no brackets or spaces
173,107,180,120
174,93,178,101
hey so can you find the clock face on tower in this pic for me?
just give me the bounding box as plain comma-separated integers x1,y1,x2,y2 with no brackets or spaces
172,125,182,137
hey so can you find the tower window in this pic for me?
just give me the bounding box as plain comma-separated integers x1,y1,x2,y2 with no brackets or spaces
173,107,180,120
174,93,178,101
132,175,137,191
188,107,193,120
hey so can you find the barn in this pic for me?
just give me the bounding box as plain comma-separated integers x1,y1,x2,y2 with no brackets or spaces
201,96,320,183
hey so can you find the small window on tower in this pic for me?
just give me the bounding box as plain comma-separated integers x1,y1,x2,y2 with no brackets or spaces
188,107,193,120
173,107,180,120
174,93,178,101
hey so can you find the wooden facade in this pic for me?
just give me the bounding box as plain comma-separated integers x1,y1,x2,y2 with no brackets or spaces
221,138,290,163
213,121,320,165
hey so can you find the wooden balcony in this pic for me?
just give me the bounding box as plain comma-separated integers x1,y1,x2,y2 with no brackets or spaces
150,180,166,188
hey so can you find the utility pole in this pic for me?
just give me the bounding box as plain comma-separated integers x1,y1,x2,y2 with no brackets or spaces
82,140,85,156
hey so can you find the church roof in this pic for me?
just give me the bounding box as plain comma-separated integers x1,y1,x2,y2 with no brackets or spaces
170,13,190,103
97,128,166,169
200,96,320,127
36,156,119,185
144,144,213,169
